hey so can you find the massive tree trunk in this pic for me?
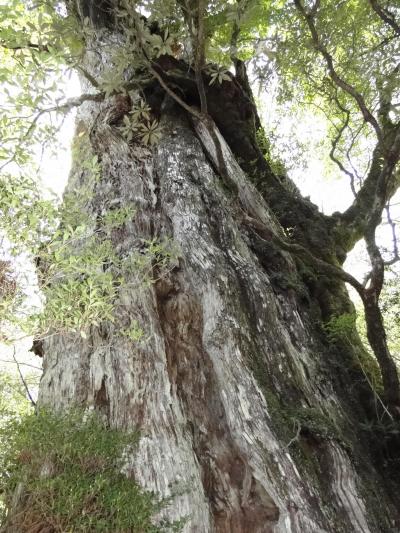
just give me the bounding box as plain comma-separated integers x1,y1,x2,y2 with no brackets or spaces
33,14,400,533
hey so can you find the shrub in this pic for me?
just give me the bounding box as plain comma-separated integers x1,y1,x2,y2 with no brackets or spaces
0,409,179,532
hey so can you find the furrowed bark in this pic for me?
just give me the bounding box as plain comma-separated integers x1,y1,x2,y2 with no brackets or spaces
12,6,400,532
33,88,400,533
32,99,387,530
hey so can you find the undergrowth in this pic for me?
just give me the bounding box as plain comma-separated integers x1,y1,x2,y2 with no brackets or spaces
0,409,182,532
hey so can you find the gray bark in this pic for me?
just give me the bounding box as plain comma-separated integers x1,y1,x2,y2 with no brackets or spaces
36,87,399,531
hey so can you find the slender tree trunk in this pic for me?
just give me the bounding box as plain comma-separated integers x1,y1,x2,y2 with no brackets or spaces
30,16,400,533
363,291,400,416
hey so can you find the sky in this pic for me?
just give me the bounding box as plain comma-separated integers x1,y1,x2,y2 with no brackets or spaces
38,73,81,197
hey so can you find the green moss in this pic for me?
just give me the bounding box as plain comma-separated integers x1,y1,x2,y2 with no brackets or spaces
0,409,182,532
322,312,383,395
286,406,348,444
354,348,383,394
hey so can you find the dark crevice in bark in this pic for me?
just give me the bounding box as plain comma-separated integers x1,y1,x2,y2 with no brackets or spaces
151,141,282,528
94,375,110,418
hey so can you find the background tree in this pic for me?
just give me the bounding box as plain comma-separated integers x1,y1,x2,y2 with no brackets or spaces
1,0,400,531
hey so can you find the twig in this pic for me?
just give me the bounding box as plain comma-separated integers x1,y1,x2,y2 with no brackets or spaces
384,203,399,265
328,98,357,196
148,65,202,119
0,92,104,171
356,352,393,421
294,0,384,147
0,358,42,370
12,347,36,408
75,65,100,88
285,420,302,448
0,40,49,52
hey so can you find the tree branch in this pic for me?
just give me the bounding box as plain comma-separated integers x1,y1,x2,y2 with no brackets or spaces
329,98,357,196
75,65,100,88
12,347,36,409
294,0,384,147
0,40,49,52
385,203,399,264
339,126,400,249
148,65,202,119
240,209,365,294
194,0,208,115
368,0,400,36
0,92,104,171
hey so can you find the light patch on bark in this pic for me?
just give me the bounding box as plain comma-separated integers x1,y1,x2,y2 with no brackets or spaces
328,442,371,533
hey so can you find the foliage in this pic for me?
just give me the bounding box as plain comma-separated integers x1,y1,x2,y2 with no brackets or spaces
0,0,83,168
0,174,57,254
0,368,37,521
0,115,178,340
120,98,162,145
0,174,177,340
207,65,231,85
0,409,180,532
256,127,286,177
324,311,384,393
121,320,146,342
323,312,358,344
269,0,400,189
28,222,178,338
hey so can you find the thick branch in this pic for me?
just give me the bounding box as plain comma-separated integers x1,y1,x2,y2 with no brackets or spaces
361,290,400,416
367,127,400,230
240,210,365,295
243,205,400,416
337,125,400,250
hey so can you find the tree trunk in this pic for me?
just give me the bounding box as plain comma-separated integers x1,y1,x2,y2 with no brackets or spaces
32,24,400,533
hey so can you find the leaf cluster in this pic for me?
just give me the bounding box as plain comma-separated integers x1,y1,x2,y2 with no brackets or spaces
0,0,84,169
270,0,400,183
120,98,162,145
